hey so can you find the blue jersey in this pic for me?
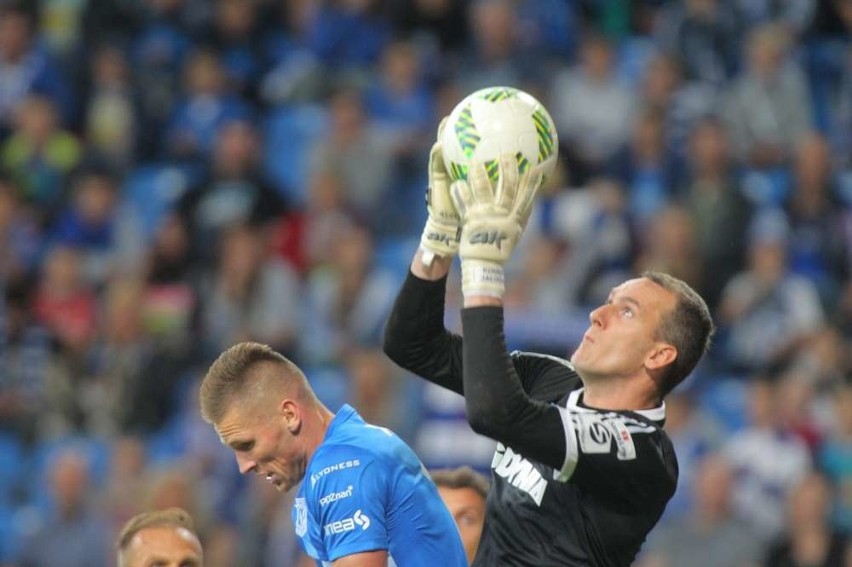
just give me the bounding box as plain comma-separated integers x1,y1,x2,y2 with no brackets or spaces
294,405,467,566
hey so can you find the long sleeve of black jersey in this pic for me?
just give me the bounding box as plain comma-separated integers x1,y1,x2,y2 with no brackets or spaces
383,271,464,395
461,306,568,470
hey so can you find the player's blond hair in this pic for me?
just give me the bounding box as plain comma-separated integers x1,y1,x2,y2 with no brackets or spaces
200,341,316,424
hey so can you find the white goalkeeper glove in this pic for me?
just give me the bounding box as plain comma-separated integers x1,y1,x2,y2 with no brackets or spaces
452,154,543,299
419,129,461,266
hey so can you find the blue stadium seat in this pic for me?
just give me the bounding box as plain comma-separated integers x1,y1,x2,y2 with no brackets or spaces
121,163,199,242
302,365,347,412
373,237,418,274
0,434,23,507
263,104,328,206
0,505,16,564
697,376,749,433
740,168,791,209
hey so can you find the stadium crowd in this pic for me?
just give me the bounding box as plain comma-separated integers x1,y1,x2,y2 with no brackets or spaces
1,0,852,565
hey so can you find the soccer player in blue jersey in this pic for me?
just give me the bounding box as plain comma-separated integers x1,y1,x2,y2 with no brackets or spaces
199,342,467,567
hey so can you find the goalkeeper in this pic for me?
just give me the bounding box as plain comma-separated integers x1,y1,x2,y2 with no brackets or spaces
383,126,715,566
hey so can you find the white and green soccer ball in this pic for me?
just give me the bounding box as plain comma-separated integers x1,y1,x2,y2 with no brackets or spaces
440,86,558,184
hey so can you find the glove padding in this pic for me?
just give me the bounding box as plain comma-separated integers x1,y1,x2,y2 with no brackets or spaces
452,154,543,298
419,122,461,265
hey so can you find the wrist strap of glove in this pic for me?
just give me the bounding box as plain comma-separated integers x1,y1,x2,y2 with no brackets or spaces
461,260,505,299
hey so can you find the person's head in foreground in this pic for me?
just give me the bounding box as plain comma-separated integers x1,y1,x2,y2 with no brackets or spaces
570,271,714,405
199,341,331,492
432,466,489,565
116,507,202,567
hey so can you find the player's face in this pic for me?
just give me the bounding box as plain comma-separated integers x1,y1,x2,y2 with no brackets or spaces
570,278,676,382
437,486,486,565
122,526,203,567
216,401,306,492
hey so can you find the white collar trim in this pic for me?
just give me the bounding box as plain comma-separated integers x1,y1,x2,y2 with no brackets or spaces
566,388,666,422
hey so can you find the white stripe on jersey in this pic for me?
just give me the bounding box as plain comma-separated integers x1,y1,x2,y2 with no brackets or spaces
554,405,579,482
510,350,576,370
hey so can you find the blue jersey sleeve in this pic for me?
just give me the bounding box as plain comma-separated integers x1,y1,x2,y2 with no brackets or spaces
309,450,393,561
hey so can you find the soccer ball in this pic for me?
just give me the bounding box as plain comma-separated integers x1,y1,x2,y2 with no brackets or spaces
441,86,558,184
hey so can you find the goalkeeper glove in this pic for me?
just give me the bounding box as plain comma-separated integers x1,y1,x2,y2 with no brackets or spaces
452,154,543,299
419,134,461,266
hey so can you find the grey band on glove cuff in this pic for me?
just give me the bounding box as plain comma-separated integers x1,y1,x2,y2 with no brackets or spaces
461,260,505,299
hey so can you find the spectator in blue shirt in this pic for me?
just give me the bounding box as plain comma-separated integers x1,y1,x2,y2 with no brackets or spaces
165,48,251,162
199,341,468,567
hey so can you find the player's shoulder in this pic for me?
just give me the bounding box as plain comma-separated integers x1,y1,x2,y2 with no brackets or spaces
510,350,583,398
307,444,371,489
510,349,576,369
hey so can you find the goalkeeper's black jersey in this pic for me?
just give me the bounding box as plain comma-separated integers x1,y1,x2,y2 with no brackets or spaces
383,273,678,567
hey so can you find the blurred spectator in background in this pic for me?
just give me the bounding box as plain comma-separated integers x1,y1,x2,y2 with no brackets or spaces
115,507,203,567
300,224,398,364
0,4,71,137
679,116,752,311
635,204,702,297
609,108,679,228
103,436,148,537
529,176,635,308
81,44,139,170
296,169,356,270
0,175,41,285
820,380,852,534
432,466,489,566
390,0,469,55
199,223,300,359
33,245,97,355
234,477,312,567
17,448,109,567
723,23,812,170
724,376,813,543
638,52,718,163
177,119,287,263
551,33,633,184
719,210,824,372
0,280,51,445
734,0,815,39
307,0,391,73
258,0,325,106
654,0,740,86
344,348,411,440
49,167,120,286
204,0,263,101
786,133,847,307
455,0,532,93
638,452,762,567
764,472,848,567
309,87,394,226
142,212,198,354
365,39,435,160
165,48,251,162
2,95,81,216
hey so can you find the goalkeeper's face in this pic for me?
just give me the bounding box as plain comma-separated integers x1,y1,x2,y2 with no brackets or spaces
570,278,677,384
215,397,307,493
